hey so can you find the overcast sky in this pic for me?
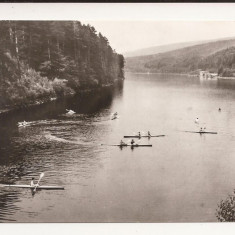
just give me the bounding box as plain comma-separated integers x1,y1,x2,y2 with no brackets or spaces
82,21,235,54
2,3,235,54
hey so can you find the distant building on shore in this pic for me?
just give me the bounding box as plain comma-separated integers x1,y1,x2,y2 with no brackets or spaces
199,70,218,80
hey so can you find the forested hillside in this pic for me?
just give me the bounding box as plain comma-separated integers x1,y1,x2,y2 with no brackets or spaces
124,38,224,58
199,47,235,77
125,38,235,75
0,21,124,109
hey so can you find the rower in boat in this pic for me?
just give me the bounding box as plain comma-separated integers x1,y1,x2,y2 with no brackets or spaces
111,112,118,120
195,118,199,124
30,177,39,187
147,131,151,137
138,132,141,138
20,120,27,125
199,127,206,133
18,120,29,127
120,140,126,146
131,139,135,145
30,177,35,187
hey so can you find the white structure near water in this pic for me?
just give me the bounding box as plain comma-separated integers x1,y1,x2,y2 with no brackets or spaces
199,70,218,80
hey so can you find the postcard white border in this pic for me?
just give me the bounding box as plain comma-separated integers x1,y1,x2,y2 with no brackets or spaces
0,3,235,21
1,2,235,235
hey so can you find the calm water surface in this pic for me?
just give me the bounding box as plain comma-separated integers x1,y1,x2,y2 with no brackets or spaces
0,73,235,222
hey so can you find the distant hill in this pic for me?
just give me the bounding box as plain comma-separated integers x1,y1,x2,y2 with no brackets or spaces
125,38,235,75
124,37,235,58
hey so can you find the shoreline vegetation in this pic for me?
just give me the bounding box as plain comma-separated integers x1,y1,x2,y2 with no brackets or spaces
0,21,125,115
0,80,123,116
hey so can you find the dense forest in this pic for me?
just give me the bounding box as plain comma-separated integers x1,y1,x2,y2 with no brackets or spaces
0,21,124,109
125,38,235,76
199,47,235,77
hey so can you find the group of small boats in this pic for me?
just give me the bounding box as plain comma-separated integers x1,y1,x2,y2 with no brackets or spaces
17,109,76,128
13,112,218,194
15,109,77,192
103,115,218,148
193,117,218,134
102,131,165,148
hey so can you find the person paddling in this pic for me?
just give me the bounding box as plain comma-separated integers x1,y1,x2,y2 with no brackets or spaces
147,131,151,137
131,139,135,145
120,140,126,146
138,132,141,138
30,177,35,187
30,177,39,187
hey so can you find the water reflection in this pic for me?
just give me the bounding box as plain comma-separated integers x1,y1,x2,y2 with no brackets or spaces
217,79,235,91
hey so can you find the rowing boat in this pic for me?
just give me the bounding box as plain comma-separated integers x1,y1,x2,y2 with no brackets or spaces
124,135,165,138
18,121,32,127
66,109,75,115
184,131,217,134
101,144,152,147
1,184,64,190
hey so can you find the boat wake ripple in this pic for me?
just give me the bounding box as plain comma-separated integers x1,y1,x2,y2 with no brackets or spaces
44,132,95,146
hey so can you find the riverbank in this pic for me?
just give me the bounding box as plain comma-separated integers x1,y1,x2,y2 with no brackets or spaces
0,79,124,117
126,71,235,80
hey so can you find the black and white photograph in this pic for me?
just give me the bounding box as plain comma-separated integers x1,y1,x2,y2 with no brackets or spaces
0,3,235,227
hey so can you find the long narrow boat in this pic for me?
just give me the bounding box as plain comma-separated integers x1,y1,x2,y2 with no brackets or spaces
18,121,32,127
184,131,217,134
124,135,165,138
1,184,64,190
101,144,152,147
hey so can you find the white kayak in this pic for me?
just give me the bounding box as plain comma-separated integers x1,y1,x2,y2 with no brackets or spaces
1,184,64,190
18,121,32,127
66,109,75,115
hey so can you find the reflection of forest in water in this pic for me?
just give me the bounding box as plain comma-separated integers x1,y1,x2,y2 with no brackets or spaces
216,191,235,222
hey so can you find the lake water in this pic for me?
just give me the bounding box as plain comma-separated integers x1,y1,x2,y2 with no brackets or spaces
0,73,235,222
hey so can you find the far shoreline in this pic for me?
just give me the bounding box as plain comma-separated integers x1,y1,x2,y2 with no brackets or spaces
125,71,235,80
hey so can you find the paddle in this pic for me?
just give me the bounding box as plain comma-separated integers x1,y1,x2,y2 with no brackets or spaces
33,173,44,192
